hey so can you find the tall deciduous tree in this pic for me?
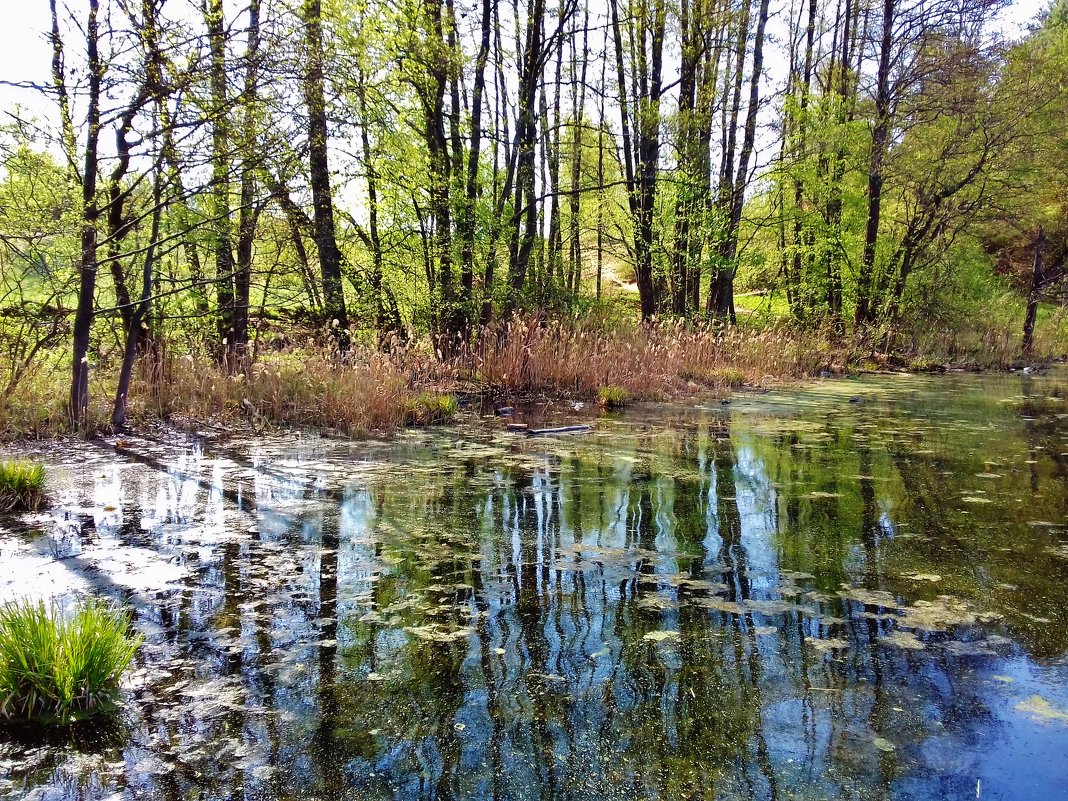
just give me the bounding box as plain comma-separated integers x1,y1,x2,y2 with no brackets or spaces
301,0,350,349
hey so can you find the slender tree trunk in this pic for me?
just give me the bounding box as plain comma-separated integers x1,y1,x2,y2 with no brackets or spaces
614,0,666,320
356,70,386,334
506,0,545,309
445,0,471,337
49,0,77,170
422,0,455,343
157,79,210,321
821,0,857,335
481,0,512,326
789,0,818,321
857,0,895,329
112,162,163,430
69,0,102,428
206,0,236,354
267,175,323,311
546,17,566,298
708,0,750,317
689,2,725,311
610,0,636,222
105,101,144,340
671,0,698,315
637,0,667,319
713,0,769,324
1022,227,1045,357
568,4,589,298
459,0,493,337
234,0,262,360
596,52,606,302
301,0,350,349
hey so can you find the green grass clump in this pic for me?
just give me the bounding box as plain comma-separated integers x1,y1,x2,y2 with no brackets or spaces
598,385,631,409
678,366,748,388
0,598,141,725
404,391,459,426
0,460,45,512
710,367,747,387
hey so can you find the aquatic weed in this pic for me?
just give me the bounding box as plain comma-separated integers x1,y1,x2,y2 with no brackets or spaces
0,598,141,725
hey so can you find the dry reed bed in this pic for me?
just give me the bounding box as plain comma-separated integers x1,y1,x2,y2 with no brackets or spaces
139,350,412,435
456,318,835,398
0,313,1061,439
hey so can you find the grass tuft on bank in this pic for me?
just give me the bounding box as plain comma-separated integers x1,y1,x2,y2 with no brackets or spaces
0,460,45,512
0,598,141,726
404,391,459,425
598,385,630,409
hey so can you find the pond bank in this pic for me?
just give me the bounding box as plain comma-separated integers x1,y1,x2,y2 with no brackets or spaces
4,316,1063,440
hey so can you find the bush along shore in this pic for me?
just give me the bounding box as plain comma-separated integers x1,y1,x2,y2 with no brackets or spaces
0,313,1063,442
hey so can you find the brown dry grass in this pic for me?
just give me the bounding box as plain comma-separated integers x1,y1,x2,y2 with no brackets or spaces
132,348,417,436
0,311,1062,440
453,317,837,400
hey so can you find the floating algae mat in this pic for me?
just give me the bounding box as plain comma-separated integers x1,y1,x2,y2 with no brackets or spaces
3,369,1068,799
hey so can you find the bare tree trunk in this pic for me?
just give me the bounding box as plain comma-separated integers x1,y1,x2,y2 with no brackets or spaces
49,0,77,168
536,79,549,300
459,0,494,337
712,0,769,323
788,0,818,321
708,0,750,317
671,0,697,315
234,0,262,359
68,0,102,428
595,52,606,302
546,11,566,299
567,4,589,298
267,175,323,311
821,0,860,335
206,0,236,354
157,81,210,321
1022,227,1045,357
356,69,386,334
857,0,895,329
112,162,163,430
506,0,545,309
446,0,470,336
480,0,512,326
422,0,455,343
301,0,350,350
105,99,145,340
689,1,725,311
612,0,666,320
609,0,636,231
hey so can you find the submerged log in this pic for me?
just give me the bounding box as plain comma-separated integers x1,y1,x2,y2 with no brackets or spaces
525,424,593,436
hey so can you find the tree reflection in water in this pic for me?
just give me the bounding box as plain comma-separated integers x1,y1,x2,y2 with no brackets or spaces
2,371,1068,800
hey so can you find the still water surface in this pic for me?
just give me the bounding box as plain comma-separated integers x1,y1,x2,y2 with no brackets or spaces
2,370,1068,800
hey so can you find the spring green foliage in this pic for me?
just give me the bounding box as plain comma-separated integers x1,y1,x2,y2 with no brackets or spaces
0,0,1064,436
0,460,45,512
0,598,141,725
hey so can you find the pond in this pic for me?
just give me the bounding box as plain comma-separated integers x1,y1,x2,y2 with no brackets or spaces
2,369,1068,800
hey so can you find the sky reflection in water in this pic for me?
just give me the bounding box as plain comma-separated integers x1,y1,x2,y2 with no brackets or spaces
2,370,1068,800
